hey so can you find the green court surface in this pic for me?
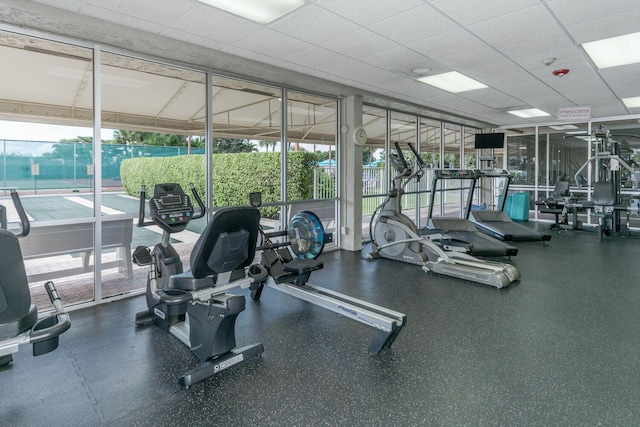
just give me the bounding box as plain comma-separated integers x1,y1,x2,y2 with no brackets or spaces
79,194,139,214
20,196,94,221
17,193,209,248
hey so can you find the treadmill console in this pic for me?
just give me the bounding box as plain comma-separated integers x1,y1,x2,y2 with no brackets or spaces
149,183,194,234
434,169,476,179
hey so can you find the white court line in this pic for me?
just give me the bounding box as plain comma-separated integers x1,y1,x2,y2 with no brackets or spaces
66,195,201,244
3,204,34,223
66,196,122,215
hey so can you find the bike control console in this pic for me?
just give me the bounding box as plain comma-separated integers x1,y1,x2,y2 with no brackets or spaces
149,184,194,234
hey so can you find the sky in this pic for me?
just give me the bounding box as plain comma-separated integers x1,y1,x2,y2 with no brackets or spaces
0,120,114,142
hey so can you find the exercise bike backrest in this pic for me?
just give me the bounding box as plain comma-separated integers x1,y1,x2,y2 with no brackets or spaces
137,183,206,235
0,189,32,324
0,190,70,364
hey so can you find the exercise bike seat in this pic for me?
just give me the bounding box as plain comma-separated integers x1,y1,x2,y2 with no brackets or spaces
156,289,192,305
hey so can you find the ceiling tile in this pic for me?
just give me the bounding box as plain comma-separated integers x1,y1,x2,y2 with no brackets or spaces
565,9,640,43
285,46,352,70
499,80,561,103
467,5,559,44
492,28,575,59
461,89,524,110
160,28,227,51
84,0,193,26
270,5,359,45
601,64,640,96
319,59,382,82
76,4,167,34
315,0,424,26
231,29,313,58
368,4,457,45
430,0,540,26
437,46,532,87
360,46,428,71
170,4,262,45
546,0,640,25
321,29,398,59
408,29,485,59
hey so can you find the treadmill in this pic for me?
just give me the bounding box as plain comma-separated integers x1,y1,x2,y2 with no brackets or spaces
425,168,518,258
469,169,551,242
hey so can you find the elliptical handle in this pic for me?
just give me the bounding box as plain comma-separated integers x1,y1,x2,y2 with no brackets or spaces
10,189,30,237
136,185,154,227
394,142,409,170
407,143,426,168
189,183,206,219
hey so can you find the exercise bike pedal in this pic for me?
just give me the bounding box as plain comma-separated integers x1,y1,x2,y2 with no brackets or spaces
132,245,152,266
134,310,154,326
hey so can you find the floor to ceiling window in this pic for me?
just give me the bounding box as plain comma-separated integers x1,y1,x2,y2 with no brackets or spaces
361,106,387,241
417,118,441,227
210,76,283,232
286,91,338,235
99,52,207,300
390,112,418,224
0,31,96,308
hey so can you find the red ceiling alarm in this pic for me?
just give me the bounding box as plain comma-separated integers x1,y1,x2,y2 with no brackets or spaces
552,69,570,77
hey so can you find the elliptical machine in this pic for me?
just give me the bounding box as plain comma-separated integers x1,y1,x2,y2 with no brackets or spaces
368,143,520,288
133,183,268,387
0,189,71,367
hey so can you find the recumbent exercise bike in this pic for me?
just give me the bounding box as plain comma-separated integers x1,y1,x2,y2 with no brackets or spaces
133,183,268,388
0,189,71,367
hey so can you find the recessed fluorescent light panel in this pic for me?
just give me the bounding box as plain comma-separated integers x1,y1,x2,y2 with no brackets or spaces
549,124,579,130
582,31,640,69
622,97,640,108
417,71,488,93
197,0,305,24
507,108,550,118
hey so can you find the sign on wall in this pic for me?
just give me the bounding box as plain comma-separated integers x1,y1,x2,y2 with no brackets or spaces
557,106,591,121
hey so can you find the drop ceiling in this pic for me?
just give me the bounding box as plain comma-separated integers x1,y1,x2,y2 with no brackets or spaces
2,0,640,130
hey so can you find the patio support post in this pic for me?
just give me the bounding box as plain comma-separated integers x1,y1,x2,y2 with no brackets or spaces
339,95,363,251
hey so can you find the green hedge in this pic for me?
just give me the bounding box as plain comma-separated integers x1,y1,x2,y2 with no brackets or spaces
120,155,206,199
120,151,317,218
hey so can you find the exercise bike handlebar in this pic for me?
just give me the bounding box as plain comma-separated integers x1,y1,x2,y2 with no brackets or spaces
30,281,71,345
10,189,30,237
189,183,206,220
136,185,155,227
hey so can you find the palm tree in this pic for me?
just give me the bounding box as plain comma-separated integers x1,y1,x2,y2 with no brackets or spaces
258,140,277,152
